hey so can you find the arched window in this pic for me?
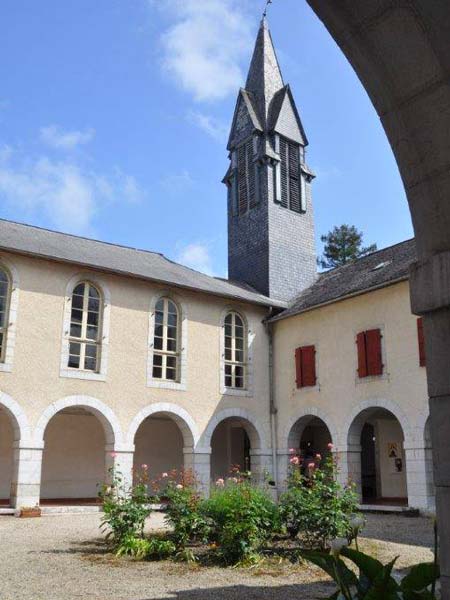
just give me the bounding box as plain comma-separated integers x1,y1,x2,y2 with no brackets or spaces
152,298,179,382
68,282,102,372
0,268,11,363
224,311,246,389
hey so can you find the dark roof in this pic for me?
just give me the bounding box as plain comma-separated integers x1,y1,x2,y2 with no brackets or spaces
0,219,286,308
271,238,417,321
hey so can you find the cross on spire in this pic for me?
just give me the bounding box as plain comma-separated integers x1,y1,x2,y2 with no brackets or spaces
262,0,272,18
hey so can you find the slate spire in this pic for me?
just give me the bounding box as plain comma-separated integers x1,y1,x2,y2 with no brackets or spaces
245,17,284,128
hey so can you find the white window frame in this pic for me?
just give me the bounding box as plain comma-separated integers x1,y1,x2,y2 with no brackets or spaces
220,307,253,397
147,292,187,391
60,273,111,382
0,257,19,373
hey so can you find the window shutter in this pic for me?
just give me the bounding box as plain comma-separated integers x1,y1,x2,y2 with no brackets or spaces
288,142,301,213
417,318,426,367
295,347,302,388
279,137,288,208
366,328,383,375
356,332,368,378
237,144,247,215
301,345,316,387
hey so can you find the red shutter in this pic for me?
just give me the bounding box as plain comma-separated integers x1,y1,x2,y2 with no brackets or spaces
301,345,316,387
295,347,302,388
417,318,426,367
366,328,383,375
356,332,368,378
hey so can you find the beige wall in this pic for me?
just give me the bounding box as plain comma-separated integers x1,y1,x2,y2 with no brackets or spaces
273,280,429,449
0,250,272,455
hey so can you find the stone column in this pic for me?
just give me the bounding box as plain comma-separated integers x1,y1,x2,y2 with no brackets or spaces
276,450,291,494
336,445,362,500
404,442,435,512
249,450,273,485
105,444,135,492
184,447,211,497
10,442,43,509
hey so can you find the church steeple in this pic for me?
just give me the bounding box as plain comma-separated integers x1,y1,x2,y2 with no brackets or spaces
225,18,317,303
245,17,284,128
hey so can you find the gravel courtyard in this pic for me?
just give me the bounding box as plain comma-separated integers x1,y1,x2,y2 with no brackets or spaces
0,512,434,600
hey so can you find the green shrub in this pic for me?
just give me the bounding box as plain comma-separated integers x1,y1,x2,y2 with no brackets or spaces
279,451,360,549
163,469,210,548
116,535,176,560
203,478,279,565
99,461,152,544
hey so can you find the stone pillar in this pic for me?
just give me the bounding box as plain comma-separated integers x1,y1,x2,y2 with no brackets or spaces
249,450,273,485
10,442,43,509
105,444,135,492
183,447,211,497
336,445,362,501
277,450,291,494
411,258,450,596
404,442,435,512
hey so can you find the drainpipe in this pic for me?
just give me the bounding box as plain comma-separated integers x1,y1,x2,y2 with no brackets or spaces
265,315,278,492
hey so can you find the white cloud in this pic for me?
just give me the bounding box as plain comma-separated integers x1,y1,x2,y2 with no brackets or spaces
160,169,194,193
40,125,95,150
176,242,214,275
153,0,254,102
188,111,228,142
0,148,144,234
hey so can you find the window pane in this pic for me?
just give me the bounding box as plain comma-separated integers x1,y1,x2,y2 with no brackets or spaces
71,293,84,310
155,311,164,325
154,337,163,350
86,325,98,341
71,308,83,324
235,350,244,363
73,283,85,296
167,326,177,340
84,356,97,371
85,344,97,359
68,355,80,369
235,377,244,389
87,311,99,326
225,324,232,336
224,314,232,326
166,356,177,369
225,348,232,361
235,366,244,378
70,323,82,338
225,375,232,387
153,354,163,367
155,299,165,312
155,324,163,338
88,297,100,312
0,332,3,355
167,300,177,313
235,325,244,338
153,366,162,379
166,369,176,381
0,270,8,284
88,285,99,300
0,312,5,328
69,342,81,357
235,337,243,350
234,315,243,328
168,313,177,327
225,364,232,376
167,338,177,352
225,336,232,349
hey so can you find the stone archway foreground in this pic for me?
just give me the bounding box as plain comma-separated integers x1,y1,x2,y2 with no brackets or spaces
305,2,450,594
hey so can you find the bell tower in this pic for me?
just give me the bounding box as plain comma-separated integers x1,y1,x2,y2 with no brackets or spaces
224,17,317,302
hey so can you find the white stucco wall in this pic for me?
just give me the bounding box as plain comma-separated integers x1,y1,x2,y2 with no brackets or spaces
375,417,407,498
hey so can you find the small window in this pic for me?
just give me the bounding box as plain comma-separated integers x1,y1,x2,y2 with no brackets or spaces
356,329,383,378
295,345,316,388
152,298,180,382
224,311,247,389
0,268,11,363
68,282,102,372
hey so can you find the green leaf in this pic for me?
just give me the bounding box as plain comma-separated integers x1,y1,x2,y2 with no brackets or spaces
341,547,385,583
301,550,358,588
401,562,440,592
363,557,400,600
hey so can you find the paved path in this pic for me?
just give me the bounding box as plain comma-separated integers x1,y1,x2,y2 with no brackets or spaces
0,512,434,600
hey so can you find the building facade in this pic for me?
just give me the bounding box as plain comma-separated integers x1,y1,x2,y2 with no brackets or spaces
0,19,434,513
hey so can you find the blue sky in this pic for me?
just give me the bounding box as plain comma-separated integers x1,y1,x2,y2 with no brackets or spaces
0,0,413,276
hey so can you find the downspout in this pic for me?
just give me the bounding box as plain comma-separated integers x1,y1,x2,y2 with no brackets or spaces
265,314,279,492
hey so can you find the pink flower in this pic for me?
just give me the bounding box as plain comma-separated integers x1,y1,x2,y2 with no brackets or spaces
176,484,183,490
141,464,148,470
290,456,300,465
327,443,334,450
289,448,296,453
162,472,168,478
228,477,238,484
109,452,118,458
216,478,225,487
308,462,315,469
316,453,321,460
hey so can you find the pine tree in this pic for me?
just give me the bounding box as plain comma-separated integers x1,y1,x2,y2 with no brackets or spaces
319,225,377,269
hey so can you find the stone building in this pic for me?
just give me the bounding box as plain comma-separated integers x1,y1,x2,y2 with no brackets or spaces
0,18,434,513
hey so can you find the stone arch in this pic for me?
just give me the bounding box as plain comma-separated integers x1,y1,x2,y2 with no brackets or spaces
34,396,122,447
201,408,266,451
0,392,31,444
282,407,338,452
342,399,411,448
126,403,198,449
